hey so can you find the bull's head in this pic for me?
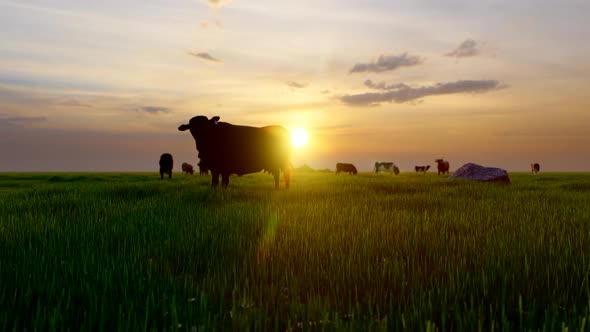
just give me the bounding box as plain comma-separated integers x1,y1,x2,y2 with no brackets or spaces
178,115,220,156
178,115,220,133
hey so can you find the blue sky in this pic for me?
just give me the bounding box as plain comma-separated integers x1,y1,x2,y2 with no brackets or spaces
1,0,589,171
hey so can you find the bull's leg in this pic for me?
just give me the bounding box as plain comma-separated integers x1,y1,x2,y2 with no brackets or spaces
211,171,220,187
160,170,164,179
273,171,280,189
283,167,291,189
168,171,172,179
221,173,230,188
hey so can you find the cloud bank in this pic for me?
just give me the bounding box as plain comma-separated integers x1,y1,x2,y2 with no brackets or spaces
364,80,409,91
446,39,480,58
341,80,503,106
188,51,222,63
349,53,423,73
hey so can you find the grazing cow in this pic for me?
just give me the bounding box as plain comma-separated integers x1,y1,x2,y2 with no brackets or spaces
531,163,540,174
435,159,450,175
182,162,194,175
336,162,358,175
374,162,400,175
198,161,209,176
159,153,173,179
415,165,431,173
178,115,291,189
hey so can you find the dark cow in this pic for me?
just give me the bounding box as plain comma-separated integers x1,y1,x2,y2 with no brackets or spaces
531,163,540,174
178,115,291,189
336,162,358,175
182,162,194,175
415,165,431,173
375,162,400,175
159,153,173,179
435,159,450,175
198,161,209,176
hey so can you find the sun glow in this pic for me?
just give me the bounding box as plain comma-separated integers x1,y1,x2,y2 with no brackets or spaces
291,128,309,147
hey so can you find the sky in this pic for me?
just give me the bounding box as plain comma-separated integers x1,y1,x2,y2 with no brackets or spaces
1,0,589,172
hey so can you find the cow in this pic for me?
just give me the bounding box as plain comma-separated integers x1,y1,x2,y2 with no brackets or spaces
182,162,194,175
336,162,358,175
178,115,291,189
374,162,400,175
159,153,173,179
531,163,540,174
415,165,431,173
435,159,450,175
198,161,209,176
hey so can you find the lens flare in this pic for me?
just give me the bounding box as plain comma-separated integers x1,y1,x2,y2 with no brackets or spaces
291,128,308,147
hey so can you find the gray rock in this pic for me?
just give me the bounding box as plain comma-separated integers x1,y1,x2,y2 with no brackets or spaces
450,163,510,183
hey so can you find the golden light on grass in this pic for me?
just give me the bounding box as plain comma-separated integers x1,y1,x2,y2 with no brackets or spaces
291,128,309,148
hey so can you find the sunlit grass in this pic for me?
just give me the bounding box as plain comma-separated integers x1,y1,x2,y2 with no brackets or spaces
1,171,590,330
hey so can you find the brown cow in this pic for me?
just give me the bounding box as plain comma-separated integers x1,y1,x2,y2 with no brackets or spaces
182,162,194,175
336,162,358,175
435,159,450,175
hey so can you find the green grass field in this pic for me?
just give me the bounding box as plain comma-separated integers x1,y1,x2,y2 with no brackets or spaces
1,171,590,331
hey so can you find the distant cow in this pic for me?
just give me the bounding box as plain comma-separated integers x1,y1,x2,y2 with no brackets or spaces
531,163,540,174
336,162,358,175
182,162,194,175
415,165,431,173
374,162,400,175
159,153,173,179
178,115,291,189
198,161,209,176
435,159,450,175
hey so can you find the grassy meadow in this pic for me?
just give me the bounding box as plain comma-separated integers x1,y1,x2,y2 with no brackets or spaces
1,171,590,331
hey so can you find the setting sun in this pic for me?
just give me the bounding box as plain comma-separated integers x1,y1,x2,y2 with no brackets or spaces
291,128,309,148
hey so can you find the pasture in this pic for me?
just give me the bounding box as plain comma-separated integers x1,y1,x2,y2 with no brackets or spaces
1,171,590,331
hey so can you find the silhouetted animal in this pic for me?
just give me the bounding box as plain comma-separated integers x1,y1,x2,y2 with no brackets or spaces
435,159,450,175
182,162,194,175
198,161,209,176
178,115,291,189
159,153,173,179
415,165,431,173
374,162,400,175
336,162,358,175
531,163,540,174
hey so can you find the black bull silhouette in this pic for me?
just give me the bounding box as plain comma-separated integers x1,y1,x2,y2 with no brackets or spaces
179,115,292,189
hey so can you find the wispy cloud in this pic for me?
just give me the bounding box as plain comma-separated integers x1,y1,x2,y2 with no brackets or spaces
349,53,423,74
0,114,47,126
58,99,92,108
446,39,480,58
341,80,504,106
188,51,222,63
286,81,308,89
139,106,170,114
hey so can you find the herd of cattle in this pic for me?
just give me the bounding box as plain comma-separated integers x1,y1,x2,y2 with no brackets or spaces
334,160,447,176
163,115,542,188
158,154,209,179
